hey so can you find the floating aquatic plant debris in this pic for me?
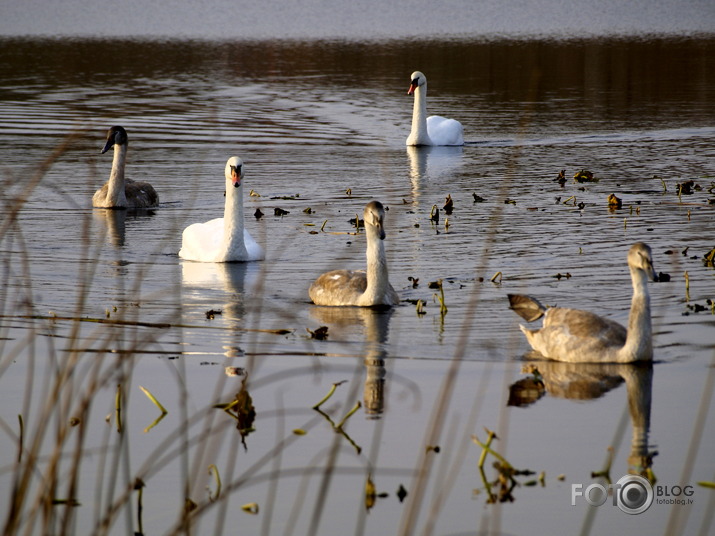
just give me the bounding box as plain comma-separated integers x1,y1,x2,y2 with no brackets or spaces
274,207,290,216
69,417,80,426
270,193,300,200
345,188,352,197
655,175,667,193
185,498,198,514
365,474,377,511
396,484,408,502
241,502,259,514
207,465,221,502
685,271,690,301
490,271,503,284
415,299,426,316
472,193,486,203
658,272,671,282
140,386,168,414
307,326,329,340
205,309,221,320
303,207,313,214
684,300,715,315
430,205,439,223
224,366,246,377
427,280,441,289
292,429,307,435
555,170,566,186
254,208,264,219
573,169,598,183
552,272,571,280
607,193,622,209
349,215,364,228
703,247,715,267
443,194,454,215
312,380,347,409
676,179,697,195
335,401,361,429
408,276,419,288
249,189,261,197
504,198,516,205
426,445,441,453
445,218,450,230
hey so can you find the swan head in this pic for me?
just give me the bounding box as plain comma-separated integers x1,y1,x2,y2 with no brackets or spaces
101,125,128,154
628,242,658,282
407,71,427,95
364,200,386,240
225,156,244,189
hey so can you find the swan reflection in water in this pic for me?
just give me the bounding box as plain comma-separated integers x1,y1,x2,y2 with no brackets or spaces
181,261,263,355
406,145,464,205
309,306,394,418
92,208,156,248
509,361,655,478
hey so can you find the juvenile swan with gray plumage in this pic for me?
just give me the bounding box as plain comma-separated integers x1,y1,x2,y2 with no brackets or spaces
93,126,159,209
508,242,657,363
309,201,399,307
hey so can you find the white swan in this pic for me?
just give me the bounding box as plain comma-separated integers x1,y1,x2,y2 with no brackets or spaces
178,157,264,263
406,71,464,147
93,126,159,209
508,242,658,363
309,201,399,307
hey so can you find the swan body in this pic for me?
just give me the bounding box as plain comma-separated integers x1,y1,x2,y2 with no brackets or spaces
179,157,264,263
309,201,399,307
508,242,657,363
406,71,464,147
93,126,159,209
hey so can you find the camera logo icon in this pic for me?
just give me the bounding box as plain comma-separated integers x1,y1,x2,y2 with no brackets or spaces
615,475,654,514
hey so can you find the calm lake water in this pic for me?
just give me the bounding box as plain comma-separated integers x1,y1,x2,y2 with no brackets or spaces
1,12,714,536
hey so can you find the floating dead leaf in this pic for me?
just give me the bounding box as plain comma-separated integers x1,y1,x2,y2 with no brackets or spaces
205,309,222,320
307,326,329,340
274,207,290,216
703,247,715,267
443,194,454,215
504,198,516,205
473,193,486,203
365,474,377,511
303,207,313,214
396,484,408,502
676,179,696,195
430,205,439,223
241,502,259,514
249,189,261,197
607,193,622,209
573,169,598,182
69,417,81,427
225,366,246,377
555,169,566,186
254,208,264,219
293,429,307,435
345,188,352,197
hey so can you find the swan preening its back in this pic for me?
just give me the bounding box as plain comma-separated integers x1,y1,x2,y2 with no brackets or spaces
93,126,159,209
179,157,264,263
509,242,658,363
406,71,464,147
309,201,399,307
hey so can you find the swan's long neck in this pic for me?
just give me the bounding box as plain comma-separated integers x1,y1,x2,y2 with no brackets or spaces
363,229,391,303
621,267,653,362
107,144,128,207
221,182,247,259
407,83,431,146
